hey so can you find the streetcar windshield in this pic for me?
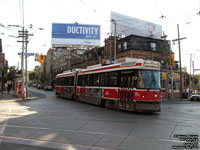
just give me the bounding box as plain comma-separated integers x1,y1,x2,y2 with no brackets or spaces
137,70,160,89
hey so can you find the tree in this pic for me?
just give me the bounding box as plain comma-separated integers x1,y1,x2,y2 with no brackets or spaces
6,66,16,89
6,66,16,80
28,71,37,81
194,74,200,90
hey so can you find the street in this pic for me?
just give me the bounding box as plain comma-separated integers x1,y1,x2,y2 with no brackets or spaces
0,88,200,150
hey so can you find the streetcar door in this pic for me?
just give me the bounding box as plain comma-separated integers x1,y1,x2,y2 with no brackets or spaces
119,71,134,110
119,70,135,110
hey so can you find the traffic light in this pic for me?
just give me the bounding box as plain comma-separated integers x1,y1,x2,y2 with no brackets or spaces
39,54,45,64
170,54,175,68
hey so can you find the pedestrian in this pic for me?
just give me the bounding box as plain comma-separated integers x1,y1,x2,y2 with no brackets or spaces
7,84,11,94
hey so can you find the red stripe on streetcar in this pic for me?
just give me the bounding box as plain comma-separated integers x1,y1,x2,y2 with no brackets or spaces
81,65,121,74
56,73,73,78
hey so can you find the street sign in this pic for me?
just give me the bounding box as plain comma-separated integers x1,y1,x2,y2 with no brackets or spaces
18,52,34,56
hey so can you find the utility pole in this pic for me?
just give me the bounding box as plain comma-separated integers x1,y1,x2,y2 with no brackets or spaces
192,61,195,92
188,53,196,96
170,66,173,99
25,29,28,98
25,30,33,98
18,28,25,99
189,54,192,96
18,29,32,99
172,24,186,100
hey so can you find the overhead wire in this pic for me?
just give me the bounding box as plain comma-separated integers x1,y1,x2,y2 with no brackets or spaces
51,0,76,22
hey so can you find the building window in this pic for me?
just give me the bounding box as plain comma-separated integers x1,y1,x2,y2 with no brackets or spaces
150,42,156,51
105,46,108,53
123,42,127,50
118,43,121,51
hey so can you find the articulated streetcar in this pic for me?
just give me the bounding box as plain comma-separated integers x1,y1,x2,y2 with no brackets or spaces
55,58,161,112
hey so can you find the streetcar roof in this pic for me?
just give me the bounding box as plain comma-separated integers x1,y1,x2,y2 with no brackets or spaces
79,59,160,75
56,71,74,78
56,59,160,77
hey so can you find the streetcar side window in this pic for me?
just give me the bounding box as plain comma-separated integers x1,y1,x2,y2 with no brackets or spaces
127,76,131,88
88,73,100,86
55,78,59,85
137,71,145,88
58,78,62,85
120,70,136,88
64,77,68,86
108,71,118,87
56,78,62,86
78,75,88,86
61,77,65,86
100,73,109,86
70,76,74,86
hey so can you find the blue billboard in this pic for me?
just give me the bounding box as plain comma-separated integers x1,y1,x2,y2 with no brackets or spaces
52,23,101,46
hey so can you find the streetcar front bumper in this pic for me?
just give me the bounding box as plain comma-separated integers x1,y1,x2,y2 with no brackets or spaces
134,100,161,112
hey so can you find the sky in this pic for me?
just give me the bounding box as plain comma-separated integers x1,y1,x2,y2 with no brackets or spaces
0,0,200,73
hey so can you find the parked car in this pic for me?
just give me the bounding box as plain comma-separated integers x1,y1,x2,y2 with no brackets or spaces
44,85,53,91
33,83,37,87
37,84,43,89
190,92,200,101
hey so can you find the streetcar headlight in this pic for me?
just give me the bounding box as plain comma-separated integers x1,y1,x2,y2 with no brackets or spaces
141,94,145,98
154,93,158,98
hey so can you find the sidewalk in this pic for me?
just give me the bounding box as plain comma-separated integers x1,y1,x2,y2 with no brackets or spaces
0,90,22,101
161,98,194,105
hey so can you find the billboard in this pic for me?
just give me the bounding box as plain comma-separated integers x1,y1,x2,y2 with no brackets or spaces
111,12,162,39
52,23,101,47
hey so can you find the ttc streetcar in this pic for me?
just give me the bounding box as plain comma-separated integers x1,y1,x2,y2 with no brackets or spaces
55,58,161,112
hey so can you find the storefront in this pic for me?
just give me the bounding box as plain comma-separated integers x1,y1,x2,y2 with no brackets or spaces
161,70,185,99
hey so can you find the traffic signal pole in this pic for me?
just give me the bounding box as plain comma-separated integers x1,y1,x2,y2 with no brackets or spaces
171,66,173,99
25,29,28,98
21,27,25,99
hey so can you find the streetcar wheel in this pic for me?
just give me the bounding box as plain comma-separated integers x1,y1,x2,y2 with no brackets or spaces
105,100,116,110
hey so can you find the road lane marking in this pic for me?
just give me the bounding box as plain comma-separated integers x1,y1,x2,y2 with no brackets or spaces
0,124,186,144
0,108,11,144
0,135,118,150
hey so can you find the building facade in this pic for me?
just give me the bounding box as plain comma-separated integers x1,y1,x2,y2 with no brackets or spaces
0,39,8,91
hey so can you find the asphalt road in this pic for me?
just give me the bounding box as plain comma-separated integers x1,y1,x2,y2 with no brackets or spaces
0,88,200,150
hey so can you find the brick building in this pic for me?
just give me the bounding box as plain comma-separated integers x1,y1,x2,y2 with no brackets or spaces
0,39,8,91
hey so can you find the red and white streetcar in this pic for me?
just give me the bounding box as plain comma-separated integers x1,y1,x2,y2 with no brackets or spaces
55,58,161,112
